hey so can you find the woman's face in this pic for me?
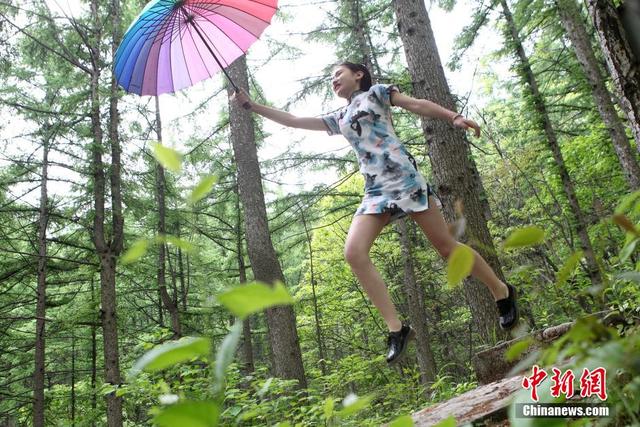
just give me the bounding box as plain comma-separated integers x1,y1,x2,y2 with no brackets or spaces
331,65,364,99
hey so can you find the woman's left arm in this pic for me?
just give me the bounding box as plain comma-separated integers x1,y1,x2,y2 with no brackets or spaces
390,91,481,138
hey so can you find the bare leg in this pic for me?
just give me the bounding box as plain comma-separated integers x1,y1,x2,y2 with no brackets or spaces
344,212,403,331
409,196,509,301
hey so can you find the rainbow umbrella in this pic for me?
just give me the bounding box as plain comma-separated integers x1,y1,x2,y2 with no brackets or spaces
114,0,278,96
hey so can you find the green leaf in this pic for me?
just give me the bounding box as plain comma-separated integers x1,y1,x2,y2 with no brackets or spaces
161,235,195,252
100,383,117,396
115,386,128,397
389,415,414,427
612,214,640,237
446,244,474,288
503,226,545,249
619,238,639,263
121,239,150,264
216,281,294,319
323,396,335,420
188,174,218,204
617,271,640,283
153,401,220,427
239,409,260,421
256,377,273,398
129,337,211,378
505,337,534,362
433,415,456,427
212,321,243,396
615,190,640,214
556,250,583,287
336,393,373,418
151,142,182,173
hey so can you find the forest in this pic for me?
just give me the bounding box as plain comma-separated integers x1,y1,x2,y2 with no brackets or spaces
1,0,640,425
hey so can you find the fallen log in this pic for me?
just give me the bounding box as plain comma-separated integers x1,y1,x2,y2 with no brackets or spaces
472,310,625,384
383,374,522,426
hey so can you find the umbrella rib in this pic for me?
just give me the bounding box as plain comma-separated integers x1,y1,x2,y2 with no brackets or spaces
189,0,277,9
129,7,173,38
177,6,196,88
185,23,211,84
183,2,254,91
116,14,165,68
166,9,179,92
137,5,178,93
222,0,277,9
189,15,235,86
188,4,258,54
180,6,224,88
119,24,162,91
115,5,172,80
131,30,157,93
169,8,185,43
188,0,275,27
188,2,263,39
153,7,179,93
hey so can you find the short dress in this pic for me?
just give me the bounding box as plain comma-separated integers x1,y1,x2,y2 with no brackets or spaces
321,83,443,226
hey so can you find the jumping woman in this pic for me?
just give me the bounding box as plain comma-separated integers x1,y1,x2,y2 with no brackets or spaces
231,62,519,365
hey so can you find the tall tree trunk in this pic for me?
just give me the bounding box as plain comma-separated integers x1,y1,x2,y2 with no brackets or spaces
556,0,640,189
90,276,97,427
168,249,180,308
98,260,121,426
108,0,124,267
178,246,187,311
396,218,437,390
154,96,181,338
392,0,510,344
500,0,603,287
349,0,380,77
226,56,307,388
177,222,187,312
300,205,327,377
186,254,191,307
71,333,76,425
587,0,640,149
158,289,164,326
33,128,49,427
234,183,255,375
89,0,124,423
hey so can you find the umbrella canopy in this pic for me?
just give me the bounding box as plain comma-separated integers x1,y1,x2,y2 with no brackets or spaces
115,0,278,96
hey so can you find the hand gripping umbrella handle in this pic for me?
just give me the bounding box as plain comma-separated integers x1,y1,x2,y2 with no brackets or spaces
234,88,252,111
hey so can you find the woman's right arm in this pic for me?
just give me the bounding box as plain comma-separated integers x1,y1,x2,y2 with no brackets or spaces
231,89,328,132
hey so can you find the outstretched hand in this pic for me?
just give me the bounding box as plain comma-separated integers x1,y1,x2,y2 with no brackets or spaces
453,116,481,138
230,88,253,110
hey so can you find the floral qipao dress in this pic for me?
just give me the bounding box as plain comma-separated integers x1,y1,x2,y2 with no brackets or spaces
321,83,443,226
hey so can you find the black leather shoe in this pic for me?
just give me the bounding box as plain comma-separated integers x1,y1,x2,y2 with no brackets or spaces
496,283,519,330
386,324,416,365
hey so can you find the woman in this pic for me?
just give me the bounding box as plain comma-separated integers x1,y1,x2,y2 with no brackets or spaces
231,62,519,365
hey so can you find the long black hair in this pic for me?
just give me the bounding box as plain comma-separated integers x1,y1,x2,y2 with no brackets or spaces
339,62,372,91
